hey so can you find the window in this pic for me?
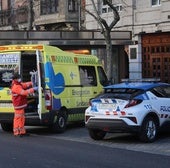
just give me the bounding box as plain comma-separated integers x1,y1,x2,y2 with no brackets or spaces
0,0,2,11
68,0,78,12
102,0,122,14
164,87,170,97
101,88,141,100
152,0,161,6
130,48,137,59
102,7,107,13
109,4,122,12
103,0,112,5
79,66,97,86
0,52,20,87
40,0,58,15
151,86,170,98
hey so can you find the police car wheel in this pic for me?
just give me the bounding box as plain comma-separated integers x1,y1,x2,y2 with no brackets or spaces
1,123,13,132
139,116,158,143
88,129,106,140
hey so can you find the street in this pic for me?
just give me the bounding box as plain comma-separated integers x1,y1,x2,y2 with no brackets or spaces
0,124,170,168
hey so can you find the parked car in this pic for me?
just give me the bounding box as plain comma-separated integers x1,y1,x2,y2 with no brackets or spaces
85,81,170,142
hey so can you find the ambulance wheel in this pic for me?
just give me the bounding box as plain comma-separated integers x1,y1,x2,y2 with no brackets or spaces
1,123,13,132
88,129,106,140
51,111,67,133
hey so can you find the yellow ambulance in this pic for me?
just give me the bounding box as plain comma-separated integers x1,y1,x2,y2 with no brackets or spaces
0,44,108,133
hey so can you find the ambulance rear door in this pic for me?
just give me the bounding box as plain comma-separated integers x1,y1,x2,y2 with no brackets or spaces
36,50,43,119
0,52,21,115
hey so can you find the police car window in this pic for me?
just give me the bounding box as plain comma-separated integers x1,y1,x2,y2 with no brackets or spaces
102,88,141,99
151,87,167,97
79,66,97,86
162,86,170,97
164,86,170,97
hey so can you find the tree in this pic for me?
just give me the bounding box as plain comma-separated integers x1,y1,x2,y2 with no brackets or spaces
82,0,120,82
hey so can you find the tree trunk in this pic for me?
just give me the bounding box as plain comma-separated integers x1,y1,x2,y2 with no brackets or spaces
105,30,113,83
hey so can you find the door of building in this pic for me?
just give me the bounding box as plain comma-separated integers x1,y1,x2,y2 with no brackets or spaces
142,33,170,83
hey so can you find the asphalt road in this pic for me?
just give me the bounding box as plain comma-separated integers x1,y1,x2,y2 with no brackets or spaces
0,125,170,168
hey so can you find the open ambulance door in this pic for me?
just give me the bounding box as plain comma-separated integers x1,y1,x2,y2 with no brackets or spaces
36,50,42,119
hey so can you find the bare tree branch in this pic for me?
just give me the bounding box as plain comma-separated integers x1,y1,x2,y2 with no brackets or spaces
105,0,120,29
84,0,120,33
80,0,121,82
84,8,105,33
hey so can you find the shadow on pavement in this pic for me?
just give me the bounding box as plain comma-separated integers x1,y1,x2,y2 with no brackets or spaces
25,122,85,135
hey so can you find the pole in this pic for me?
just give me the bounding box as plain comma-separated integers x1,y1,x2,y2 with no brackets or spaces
27,0,33,30
78,0,81,30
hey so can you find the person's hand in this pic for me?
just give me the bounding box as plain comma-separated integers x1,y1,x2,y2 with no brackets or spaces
33,86,38,91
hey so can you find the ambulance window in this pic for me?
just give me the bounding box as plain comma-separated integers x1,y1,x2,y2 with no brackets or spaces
97,66,109,86
79,66,97,86
0,70,14,87
0,52,20,87
21,53,36,82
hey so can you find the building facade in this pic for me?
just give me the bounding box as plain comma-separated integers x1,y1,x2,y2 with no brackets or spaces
85,0,170,83
1,1,170,82
0,0,131,83
0,0,82,30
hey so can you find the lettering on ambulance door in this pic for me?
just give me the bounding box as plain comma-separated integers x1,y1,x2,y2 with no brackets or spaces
79,66,98,107
36,50,42,119
0,52,20,87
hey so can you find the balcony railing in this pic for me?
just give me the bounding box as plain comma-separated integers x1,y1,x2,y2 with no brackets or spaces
0,6,28,27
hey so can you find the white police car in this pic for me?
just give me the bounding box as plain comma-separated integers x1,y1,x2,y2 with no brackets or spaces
85,81,170,142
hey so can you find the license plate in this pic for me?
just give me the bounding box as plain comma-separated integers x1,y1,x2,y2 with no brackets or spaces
98,103,116,110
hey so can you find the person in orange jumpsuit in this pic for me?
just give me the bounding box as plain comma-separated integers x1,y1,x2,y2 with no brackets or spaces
11,73,38,137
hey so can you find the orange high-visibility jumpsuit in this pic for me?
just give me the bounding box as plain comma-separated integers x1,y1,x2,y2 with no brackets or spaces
11,80,35,136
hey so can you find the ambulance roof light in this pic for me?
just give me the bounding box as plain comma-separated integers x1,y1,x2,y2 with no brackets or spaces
0,45,43,51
